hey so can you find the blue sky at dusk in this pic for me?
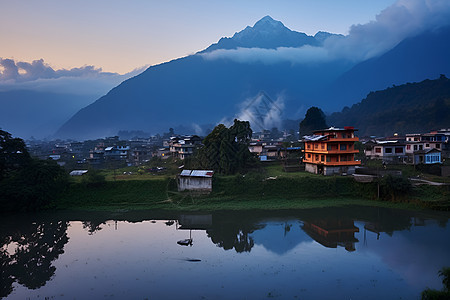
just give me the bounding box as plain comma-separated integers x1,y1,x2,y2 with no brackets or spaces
1,0,397,73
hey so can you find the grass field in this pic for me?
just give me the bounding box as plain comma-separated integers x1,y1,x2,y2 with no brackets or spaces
56,162,449,211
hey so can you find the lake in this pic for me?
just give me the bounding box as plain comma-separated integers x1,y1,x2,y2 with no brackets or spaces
1,206,449,299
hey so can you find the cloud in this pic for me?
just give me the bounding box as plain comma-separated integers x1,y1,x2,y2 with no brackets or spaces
201,0,450,65
0,58,147,96
327,0,450,61
236,91,285,131
201,45,331,65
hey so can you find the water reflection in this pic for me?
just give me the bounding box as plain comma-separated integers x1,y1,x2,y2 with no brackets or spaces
302,219,359,252
1,207,449,299
0,220,69,298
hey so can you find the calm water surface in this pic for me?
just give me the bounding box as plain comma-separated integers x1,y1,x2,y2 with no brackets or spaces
1,206,449,299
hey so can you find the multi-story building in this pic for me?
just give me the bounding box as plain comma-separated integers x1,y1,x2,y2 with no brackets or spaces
364,140,407,163
303,127,361,175
168,135,202,159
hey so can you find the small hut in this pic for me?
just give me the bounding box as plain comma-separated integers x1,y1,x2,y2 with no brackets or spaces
178,170,214,192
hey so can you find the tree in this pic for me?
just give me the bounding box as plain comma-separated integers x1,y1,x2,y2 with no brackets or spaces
0,130,69,212
299,107,328,138
197,119,256,174
0,129,31,180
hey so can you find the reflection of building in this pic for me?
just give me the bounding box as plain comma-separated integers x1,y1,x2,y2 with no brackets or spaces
178,214,213,230
302,219,359,252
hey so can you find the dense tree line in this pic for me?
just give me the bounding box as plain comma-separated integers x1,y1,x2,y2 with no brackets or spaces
0,130,69,212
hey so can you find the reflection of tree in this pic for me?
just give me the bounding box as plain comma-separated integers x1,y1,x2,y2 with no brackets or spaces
82,220,105,235
206,214,264,253
0,220,69,298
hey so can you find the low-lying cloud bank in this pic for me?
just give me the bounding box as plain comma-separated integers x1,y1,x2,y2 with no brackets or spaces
0,58,147,96
201,0,450,65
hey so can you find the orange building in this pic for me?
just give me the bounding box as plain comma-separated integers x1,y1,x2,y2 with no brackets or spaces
303,127,360,175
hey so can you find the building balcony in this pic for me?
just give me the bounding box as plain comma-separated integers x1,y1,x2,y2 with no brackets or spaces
326,137,359,142
304,149,359,154
303,160,361,166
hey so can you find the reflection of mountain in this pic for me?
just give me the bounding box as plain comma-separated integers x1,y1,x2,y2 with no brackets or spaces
360,221,450,289
302,219,359,252
250,221,310,255
0,220,69,298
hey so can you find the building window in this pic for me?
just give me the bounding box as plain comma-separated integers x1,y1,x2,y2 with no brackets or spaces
340,144,347,151
414,145,418,151
375,148,381,153
385,148,392,154
307,154,311,158
321,155,324,161
406,145,411,150
436,144,441,149
395,147,403,154
327,144,332,151
321,144,325,149
315,155,319,161
426,143,430,148
326,156,331,162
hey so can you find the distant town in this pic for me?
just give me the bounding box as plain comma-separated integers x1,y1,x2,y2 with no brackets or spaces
26,126,450,177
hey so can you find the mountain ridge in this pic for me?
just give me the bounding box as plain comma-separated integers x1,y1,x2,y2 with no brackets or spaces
328,76,450,137
55,16,450,140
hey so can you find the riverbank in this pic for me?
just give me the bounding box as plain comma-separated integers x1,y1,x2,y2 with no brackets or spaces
55,172,450,211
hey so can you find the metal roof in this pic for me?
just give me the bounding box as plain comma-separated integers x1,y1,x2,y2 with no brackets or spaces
180,170,214,177
303,135,327,141
69,170,88,176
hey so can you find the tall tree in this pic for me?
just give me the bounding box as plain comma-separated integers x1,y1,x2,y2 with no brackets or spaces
0,130,30,180
0,130,69,212
197,119,255,174
299,107,328,137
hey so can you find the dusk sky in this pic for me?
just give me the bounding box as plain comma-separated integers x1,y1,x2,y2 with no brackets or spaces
1,0,397,74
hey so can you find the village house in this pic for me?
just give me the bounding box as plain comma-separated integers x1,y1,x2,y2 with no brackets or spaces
178,169,214,192
303,127,361,175
104,145,130,161
249,141,284,161
364,140,407,163
169,135,202,159
405,131,445,164
413,148,442,164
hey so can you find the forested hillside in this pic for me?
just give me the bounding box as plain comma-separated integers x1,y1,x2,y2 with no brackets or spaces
328,76,450,137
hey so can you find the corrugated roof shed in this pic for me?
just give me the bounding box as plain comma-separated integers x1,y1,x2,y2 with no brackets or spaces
180,170,192,176
69,170,88,176
180,170,214,177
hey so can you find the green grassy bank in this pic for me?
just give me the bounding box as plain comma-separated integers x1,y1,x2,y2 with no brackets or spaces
55,172,450,211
